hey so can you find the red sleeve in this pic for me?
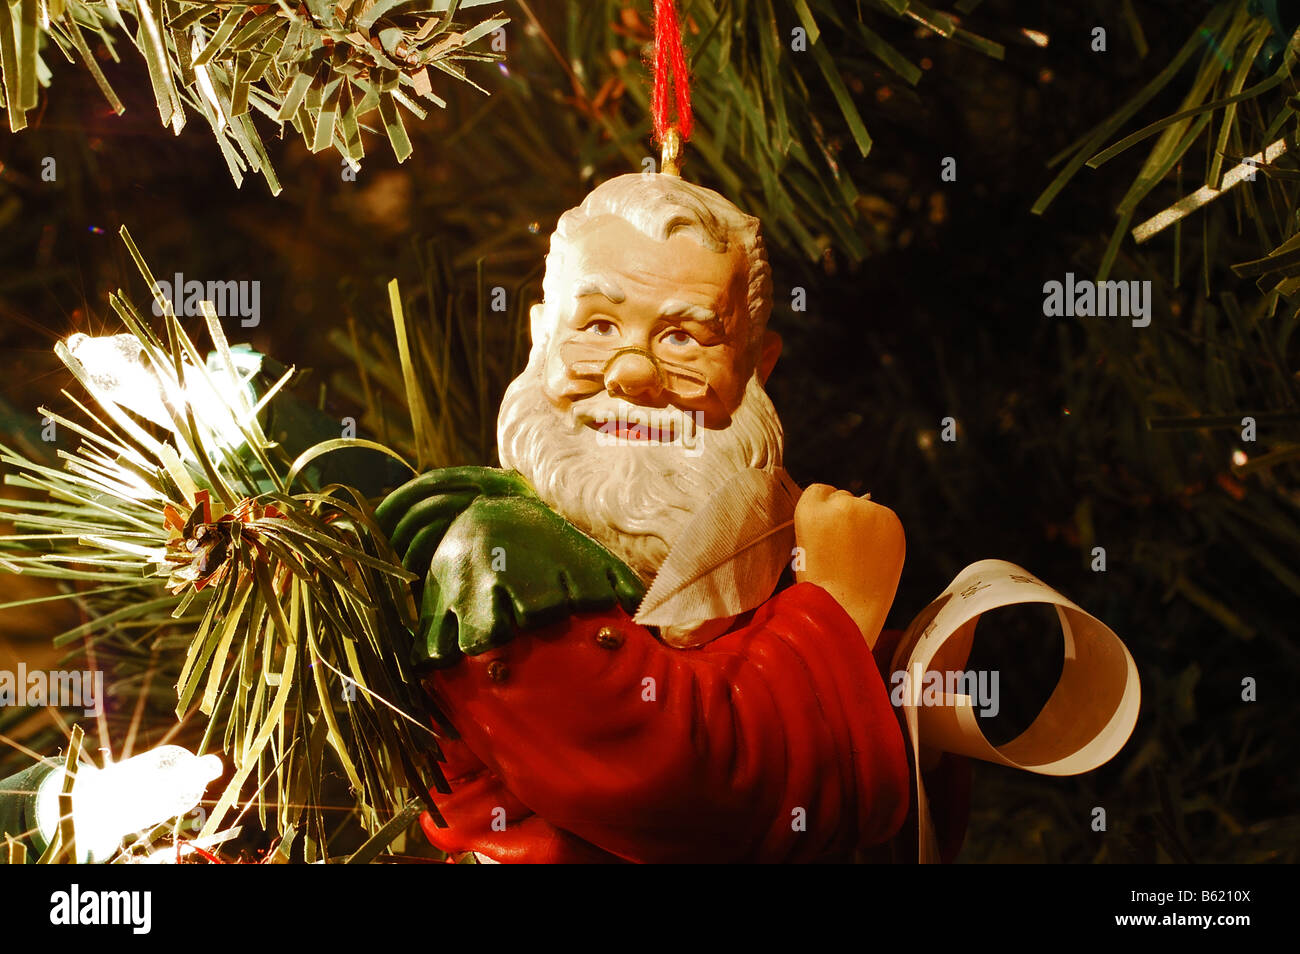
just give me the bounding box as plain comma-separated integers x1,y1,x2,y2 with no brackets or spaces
422,582,910,863
418,735,621,863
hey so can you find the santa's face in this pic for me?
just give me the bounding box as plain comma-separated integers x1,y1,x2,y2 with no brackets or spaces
498,214,783,581
538,215,756,429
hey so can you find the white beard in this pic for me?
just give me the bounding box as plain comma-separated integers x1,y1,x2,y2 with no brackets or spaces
496,363,785,582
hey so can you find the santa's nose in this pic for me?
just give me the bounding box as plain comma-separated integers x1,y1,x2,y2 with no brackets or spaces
603,350,663,402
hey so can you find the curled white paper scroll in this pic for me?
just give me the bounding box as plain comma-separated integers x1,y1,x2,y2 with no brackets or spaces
889,559,1141,863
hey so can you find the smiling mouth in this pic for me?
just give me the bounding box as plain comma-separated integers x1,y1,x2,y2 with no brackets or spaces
581,416,678,442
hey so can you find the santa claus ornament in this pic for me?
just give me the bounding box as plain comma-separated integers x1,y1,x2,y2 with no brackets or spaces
370,0,1141,864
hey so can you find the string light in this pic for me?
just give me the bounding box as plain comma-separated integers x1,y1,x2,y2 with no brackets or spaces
64,332,260,456
35,746,223,863
65,333,173,427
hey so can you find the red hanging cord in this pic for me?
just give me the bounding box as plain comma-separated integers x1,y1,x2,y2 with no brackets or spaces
651,0,693,145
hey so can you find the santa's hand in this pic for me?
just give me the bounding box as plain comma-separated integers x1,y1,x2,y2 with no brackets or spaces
376,466,539,575
416,496,645,665
793,484,906,648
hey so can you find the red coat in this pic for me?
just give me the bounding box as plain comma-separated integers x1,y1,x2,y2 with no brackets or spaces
419,582,918,863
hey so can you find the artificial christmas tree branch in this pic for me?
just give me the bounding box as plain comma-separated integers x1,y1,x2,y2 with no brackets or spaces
0,0,508,192
0,227,457,861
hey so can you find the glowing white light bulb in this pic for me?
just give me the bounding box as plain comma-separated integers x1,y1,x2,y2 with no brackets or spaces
36,745,223,863
65,333,172,428
61,333,260,456
192,349,263,451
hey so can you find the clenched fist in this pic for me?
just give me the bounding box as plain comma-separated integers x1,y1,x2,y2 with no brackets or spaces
793,484,906,648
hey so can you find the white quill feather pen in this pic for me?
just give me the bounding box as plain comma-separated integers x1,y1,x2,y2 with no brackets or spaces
635,468,803,646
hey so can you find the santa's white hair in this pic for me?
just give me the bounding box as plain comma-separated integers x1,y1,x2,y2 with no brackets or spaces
543,173,772,357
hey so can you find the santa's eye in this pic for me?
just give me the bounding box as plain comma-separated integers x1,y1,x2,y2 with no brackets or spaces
584,320,617,337
662,330,696,347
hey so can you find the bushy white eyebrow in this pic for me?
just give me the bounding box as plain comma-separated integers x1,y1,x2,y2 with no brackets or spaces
573,275,626,302
659,299,722,332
